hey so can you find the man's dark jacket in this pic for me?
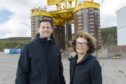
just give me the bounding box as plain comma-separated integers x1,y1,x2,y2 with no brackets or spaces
15,34,66,84
69,54,102,84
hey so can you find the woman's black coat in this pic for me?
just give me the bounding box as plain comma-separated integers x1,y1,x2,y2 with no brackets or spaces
69,54,102,84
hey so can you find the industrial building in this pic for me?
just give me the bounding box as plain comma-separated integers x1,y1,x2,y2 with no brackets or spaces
117,6,126,45
74,7,101,48
31,0,102,50
106,6,126,59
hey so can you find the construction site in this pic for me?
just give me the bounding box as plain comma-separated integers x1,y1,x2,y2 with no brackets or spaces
0,0,126,84
31,0,101,52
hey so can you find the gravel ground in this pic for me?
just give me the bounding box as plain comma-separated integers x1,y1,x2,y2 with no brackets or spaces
0,54,126,84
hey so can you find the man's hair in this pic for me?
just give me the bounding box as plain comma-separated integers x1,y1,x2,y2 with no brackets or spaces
72,32,97,54
39,19,53,27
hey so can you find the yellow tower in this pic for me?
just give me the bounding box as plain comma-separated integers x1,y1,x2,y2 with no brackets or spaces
31,0,102,50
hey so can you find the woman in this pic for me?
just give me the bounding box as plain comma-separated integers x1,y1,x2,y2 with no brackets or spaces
69,32,102,84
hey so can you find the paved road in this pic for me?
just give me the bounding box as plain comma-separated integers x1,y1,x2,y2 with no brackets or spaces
0,54,126,84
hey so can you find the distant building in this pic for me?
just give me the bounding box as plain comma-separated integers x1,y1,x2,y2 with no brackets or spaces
74,8,102,48
108,45,126,59
117,6,126,45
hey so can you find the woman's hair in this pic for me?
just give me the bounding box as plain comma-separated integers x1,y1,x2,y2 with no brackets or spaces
72,32,97,54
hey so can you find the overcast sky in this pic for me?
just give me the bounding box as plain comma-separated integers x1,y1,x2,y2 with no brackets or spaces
0,0,126,39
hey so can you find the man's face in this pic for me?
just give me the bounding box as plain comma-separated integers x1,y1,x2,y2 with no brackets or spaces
38,22,53,38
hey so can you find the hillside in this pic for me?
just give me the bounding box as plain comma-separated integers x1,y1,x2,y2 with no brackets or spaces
0,27,117,51
0,37,31,51
101,26,117,47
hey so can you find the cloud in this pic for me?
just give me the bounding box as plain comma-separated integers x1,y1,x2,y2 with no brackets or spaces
0,9,13,24
0,18,30,38
0,0,46,38
0,0,126,38
100,0,126,28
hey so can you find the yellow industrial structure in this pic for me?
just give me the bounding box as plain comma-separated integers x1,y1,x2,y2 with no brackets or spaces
31,0,101,50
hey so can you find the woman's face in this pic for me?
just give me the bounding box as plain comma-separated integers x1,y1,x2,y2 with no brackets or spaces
76,37,89,55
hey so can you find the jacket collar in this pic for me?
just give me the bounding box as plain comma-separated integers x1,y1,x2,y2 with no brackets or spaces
35,33,55,47
69,53,95,84
69,53,95,64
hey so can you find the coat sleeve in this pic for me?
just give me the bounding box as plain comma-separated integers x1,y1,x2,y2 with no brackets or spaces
59,55,66,84
89,60,102,84
15,46,31,84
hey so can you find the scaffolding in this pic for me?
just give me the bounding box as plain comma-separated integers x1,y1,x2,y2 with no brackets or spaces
31,0,101,50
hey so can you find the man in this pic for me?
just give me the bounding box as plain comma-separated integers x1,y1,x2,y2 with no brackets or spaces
15,19,66,84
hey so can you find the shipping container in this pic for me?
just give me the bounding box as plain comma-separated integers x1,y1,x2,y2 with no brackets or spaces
4,48,21,54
